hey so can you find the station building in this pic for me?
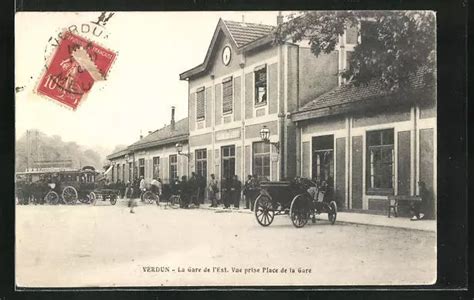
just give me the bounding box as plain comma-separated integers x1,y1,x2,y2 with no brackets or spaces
179,17,349,184
108,16,436,216
106,108,189,185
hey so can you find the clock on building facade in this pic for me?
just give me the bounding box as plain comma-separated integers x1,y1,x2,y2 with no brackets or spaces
222,46,231,66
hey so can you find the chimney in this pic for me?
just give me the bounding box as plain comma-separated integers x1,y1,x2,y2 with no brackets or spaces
277,11,283,25
170,106,176,130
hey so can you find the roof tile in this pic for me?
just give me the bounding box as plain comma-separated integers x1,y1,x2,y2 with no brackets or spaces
223,20,274,48
129,117,189,150
297,69,434,114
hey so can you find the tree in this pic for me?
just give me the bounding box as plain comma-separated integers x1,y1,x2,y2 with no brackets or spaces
275,11,436,91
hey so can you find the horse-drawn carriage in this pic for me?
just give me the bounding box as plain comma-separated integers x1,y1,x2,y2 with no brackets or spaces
254,178,337,228
15,166,119,205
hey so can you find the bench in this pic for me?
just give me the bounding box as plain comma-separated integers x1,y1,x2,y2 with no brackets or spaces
387,195,422,218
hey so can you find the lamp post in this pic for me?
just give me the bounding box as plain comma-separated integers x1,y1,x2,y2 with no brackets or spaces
176,142,190,177
259,125,280,153
175,142,190,158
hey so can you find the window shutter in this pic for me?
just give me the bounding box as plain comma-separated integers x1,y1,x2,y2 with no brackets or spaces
222,79,233,113
196,89,205,120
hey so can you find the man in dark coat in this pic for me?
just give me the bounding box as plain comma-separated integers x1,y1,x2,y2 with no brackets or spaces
197,174,206,204
221,176,232,209
231,175,242,209
179,175,190,208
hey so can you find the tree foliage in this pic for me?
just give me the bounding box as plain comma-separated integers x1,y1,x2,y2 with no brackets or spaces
275,11,436,90
15,130,104,172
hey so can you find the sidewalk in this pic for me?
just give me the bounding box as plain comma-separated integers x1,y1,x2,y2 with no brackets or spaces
198,204,436,232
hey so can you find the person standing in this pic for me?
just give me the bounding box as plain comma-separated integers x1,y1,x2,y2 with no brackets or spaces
127,180,137,214
197,173,206,204
208,174,219,207
221,176,232,209
189,172,199,207
231,175,242,209
180,175,189,208
243,175,253,209
139,176,146,201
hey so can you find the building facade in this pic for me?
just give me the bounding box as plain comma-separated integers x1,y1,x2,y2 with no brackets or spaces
179,18,352,184
107,16,437,216
292,71,436,216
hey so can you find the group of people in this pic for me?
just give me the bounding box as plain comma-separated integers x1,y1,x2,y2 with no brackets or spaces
124,173,262,211
207,174,261,210
169,172,206,209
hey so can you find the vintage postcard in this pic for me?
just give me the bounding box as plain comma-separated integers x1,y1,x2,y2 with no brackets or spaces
15,11,437,287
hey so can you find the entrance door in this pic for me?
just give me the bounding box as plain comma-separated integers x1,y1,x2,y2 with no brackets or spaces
312,135,334,185
221,145,235,180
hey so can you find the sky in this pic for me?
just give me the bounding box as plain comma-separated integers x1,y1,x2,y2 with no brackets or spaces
15,11,287,153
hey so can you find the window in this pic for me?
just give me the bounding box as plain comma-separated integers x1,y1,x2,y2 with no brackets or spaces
221,145,235,179
111,165,114,182
138,158,145,178
196,87,205,120
253,142,270,180
366,129,395,193
152,157,160,179
312,135,334,185
169,154,178,181
195,149,207,178
254,66,267,105
128,162,133,182
222,78,233,114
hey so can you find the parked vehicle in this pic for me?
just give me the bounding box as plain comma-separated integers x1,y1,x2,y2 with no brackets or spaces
254,178,337,228
15,166,116,205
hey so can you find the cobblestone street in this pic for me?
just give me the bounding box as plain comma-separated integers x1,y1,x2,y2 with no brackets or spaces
16,201,436,287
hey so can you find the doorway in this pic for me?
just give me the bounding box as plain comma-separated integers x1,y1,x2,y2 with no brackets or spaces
221,145,235,180
312,135,334,185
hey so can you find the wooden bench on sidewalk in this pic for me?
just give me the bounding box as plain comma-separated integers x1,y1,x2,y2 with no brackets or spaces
387,195,422,218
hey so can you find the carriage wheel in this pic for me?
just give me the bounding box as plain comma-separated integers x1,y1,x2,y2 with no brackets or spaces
142,191,156,204
290,194,311,228
89,192,97,206
254,195,274,227
44,191,60,205
109,195,117,205
328,201,337,225
62,186,78,205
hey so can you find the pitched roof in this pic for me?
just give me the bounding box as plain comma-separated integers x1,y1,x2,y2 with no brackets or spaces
128,117,189,151
106,148,129,160
223,20,275,48
180,19,275,80
292,70,435,122
106,118,189,160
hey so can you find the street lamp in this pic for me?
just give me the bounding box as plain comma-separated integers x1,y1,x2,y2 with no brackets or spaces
259,125,280,153
176,142,190,158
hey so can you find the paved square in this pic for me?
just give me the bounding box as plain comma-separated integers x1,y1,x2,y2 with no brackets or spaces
16,201,436,287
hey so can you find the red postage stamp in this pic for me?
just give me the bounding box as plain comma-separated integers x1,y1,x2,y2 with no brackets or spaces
37,31,116,110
